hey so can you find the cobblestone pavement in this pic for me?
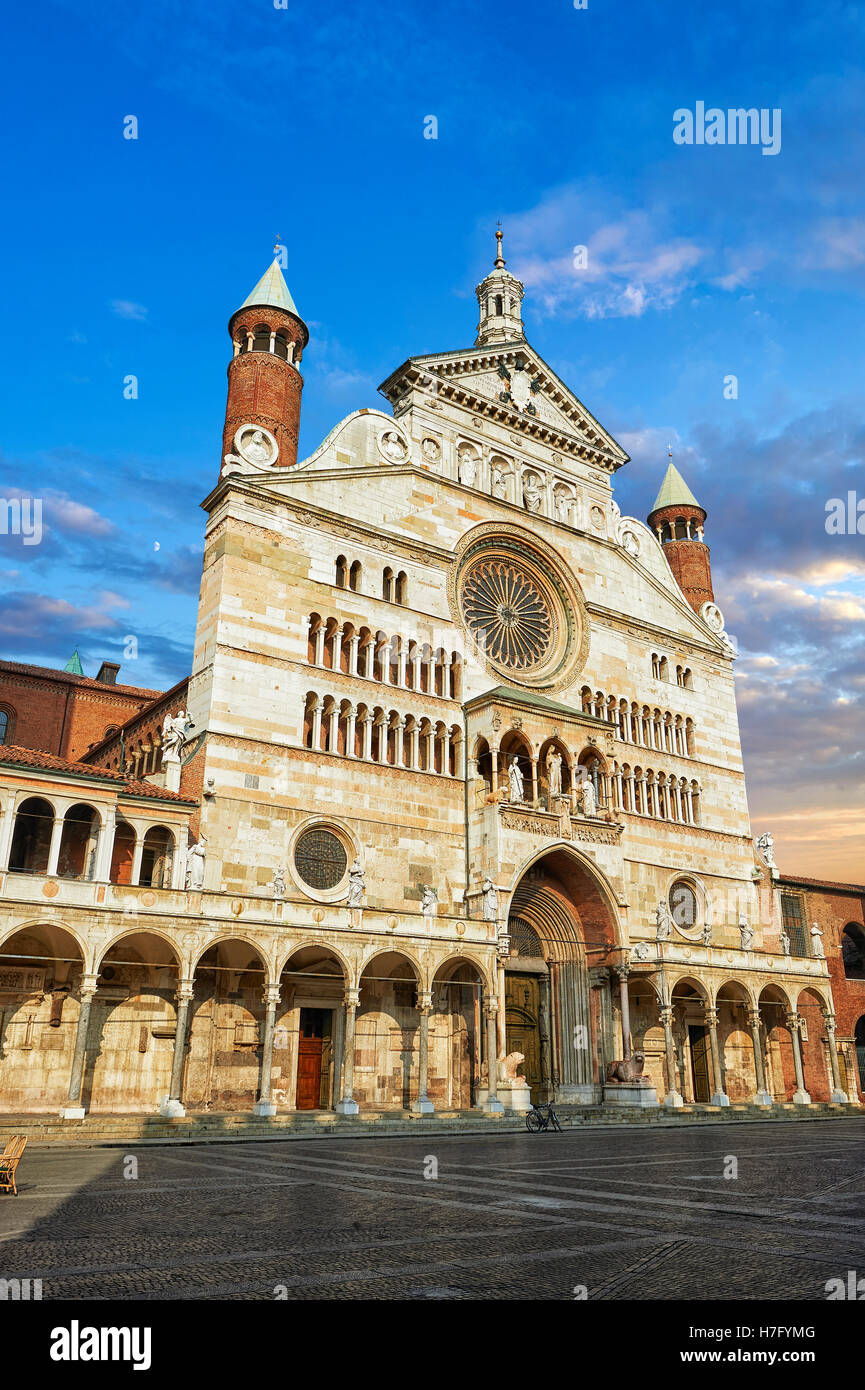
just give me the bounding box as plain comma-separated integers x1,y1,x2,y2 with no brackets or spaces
1,1118,863,1300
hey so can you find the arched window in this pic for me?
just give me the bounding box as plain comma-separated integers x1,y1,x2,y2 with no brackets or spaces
495,294,503,315
395,571,408,605
669,878,698,930
349,560,362,592
383,567,394,602
842,925,865,980
273,332,288,361
9,797,54,874
335,555,348,588
252,322,271,352
0,709,8,744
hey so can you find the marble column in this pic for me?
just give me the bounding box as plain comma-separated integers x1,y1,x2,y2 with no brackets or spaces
823,1013,849,1103
395,717,405,768
254,986,282,1116
441,727,451,776
327,704,339,752
0,795,16,871
160,979,194,1117
314,624,326,667
311,698,324,750
345,704,357,758
490,745,499,798
496,961,507,1059
660,1004,683,1107
130,835,145,889
411,651,422,690
747,1007,772,1105
336,989,360,1114
786,1011,811,1104
615,966,632,1060
331,624,344,673
397,644,407,688
46,812,65,877
361,712,373,761
411,993,434,1114
60,974,99,1118
481,999,504,1113
348,634,360,676
704,1006,730,1106
539,974,553,1098
530,758,538,805
93,806,116,883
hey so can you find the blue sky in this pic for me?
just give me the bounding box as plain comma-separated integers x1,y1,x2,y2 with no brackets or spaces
1,0,863,876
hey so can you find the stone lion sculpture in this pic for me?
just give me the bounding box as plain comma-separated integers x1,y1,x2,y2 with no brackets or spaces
500,1051,526,1081
605,1052,646,1084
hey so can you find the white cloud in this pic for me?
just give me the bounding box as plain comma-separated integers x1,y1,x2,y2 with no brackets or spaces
110,299,148,321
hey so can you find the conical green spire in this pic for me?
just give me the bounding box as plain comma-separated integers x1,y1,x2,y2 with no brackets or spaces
63,648,84,675
238,259,301,318
650,461,702,513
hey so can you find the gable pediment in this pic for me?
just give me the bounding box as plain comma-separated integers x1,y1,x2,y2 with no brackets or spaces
379,342,629,473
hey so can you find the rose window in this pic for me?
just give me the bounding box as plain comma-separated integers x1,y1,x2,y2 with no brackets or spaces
461,559,553,671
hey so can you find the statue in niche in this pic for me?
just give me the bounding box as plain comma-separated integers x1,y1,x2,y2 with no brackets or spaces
272,866,286,900
701,923,712,946
185,836,207,891
244,430,272,465
522,473,543,513
546,748,563,801
490,459,508,499
738,913,755,950
458,448,478,487
780,927,791,956
421,885,438,917
580,775,597,819
346,859,366,909
655,899,674,941
553,486,573,523
810,923,825,959
507,756,525,803
481,877,499,923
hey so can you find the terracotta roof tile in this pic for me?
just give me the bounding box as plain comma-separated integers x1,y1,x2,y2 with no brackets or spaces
0,659,162,701
0,745,196,804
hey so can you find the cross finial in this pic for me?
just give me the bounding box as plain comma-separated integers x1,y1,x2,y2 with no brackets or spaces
668,443,673,460
494,223,505,268
274,233,281,256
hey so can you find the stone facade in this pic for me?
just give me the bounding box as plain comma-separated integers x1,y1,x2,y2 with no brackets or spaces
0,244,860,1120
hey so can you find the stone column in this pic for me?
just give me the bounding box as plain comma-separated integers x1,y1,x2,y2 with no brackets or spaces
377,719,389,765
441,727,451,776
411,992,434,1114
660,1005,683,1107
539,974,553,1098
786,1011,811,1104
60,974,99,1118
336,988,360,1114
481,998,504,1113
254,986,282,1116
704,1006,730,1106
615,966,632,1059
348,634,360,676
746,1007,772,1105
381,639,393,685
397,644,407,688
314,624,326,668
159,979,194,1117
425,651,435,694
93,806,116,882
395,717,406,768
361,711,373,760
411,651,422,690
530,758,538,805
496,961,507,1058
46,811,65,877
345,704,357,758
311,698,324,750
130,833,145,888
823,1013,848,1103
409,725,420,770
490,745,499,797
0,794,16,871
331,624,344,673
364,640,374,680
425,728,435,772
327,704,339,752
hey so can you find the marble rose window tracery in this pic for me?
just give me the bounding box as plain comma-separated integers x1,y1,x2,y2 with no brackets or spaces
461,558,553,672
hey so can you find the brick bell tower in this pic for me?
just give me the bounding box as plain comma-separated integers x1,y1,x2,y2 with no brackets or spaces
647,458,714,613
221,249,310,475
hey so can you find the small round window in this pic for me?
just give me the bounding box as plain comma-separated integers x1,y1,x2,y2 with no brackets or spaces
294,827,348,891
669,880,697,930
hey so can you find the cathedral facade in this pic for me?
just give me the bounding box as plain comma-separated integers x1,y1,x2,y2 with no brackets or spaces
0,237,860,1122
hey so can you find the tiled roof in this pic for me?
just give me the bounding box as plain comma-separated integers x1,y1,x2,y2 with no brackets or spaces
778,873,865,895
649,462,703,515
0,746,196,804
0,659,162,701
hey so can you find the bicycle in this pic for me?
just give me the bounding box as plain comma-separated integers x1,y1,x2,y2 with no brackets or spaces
525,1101,562,1133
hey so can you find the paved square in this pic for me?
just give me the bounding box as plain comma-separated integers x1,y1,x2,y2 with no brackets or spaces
1,1119,863,1300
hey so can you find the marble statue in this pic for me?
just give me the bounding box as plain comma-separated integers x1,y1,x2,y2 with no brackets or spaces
490,459,508,499
755,832,776,867
522,474,543,513
701,923,712,946
581,776,597,818
272,866,286,900
421,885,438,917
185,836,206,891
781,926,791,956
546,748,563,801
738,913,754,950
606,1052,646,1084
810,923,825,959
244,429,271,465
458,449,477,487
347,858,365,909
655,899,674,941
162,709,194,760
507,756,525,803
500,1052,526,1081
481,877,499,923
553,486,573,523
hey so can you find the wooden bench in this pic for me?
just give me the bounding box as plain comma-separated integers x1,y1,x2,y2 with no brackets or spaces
0,1136,27,1195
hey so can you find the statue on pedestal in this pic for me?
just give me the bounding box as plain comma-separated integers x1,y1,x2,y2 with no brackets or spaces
481,878,499,923
346,859,366,909
655,899,674,941
507,756,525,803
185,836,206,891
810,923,825,959
546,748,563,801
272,866,286,900
738,913,755,950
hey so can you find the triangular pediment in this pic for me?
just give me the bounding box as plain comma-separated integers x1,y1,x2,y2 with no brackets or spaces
379,342,629,473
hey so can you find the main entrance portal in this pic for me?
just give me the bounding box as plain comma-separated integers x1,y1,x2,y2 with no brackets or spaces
504,849,620,1106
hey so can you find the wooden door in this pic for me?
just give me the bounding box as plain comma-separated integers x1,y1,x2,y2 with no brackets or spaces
505,974,541,1103
689,1025,711,1102
296,1008,324,1110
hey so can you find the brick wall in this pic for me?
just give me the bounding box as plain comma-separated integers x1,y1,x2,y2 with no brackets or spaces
0,663,162,762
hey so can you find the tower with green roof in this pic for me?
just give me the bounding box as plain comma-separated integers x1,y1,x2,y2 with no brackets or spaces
220,246,310,476
647,459,714,613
